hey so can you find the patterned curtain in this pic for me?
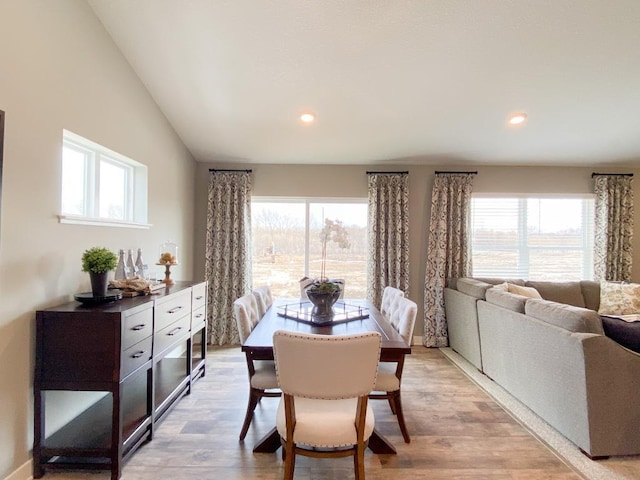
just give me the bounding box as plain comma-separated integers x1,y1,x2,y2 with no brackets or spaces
205,170,253,345
423,173,474,347
366,173,410,308
594,174,634,281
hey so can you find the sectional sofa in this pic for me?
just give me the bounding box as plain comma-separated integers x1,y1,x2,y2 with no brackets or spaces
444,277,640,458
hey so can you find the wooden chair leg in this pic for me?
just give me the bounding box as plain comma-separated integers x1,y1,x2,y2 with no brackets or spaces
387,393,396,414
354,443,366,480
239,387,263,440
393,390,411,443
283,442,295,480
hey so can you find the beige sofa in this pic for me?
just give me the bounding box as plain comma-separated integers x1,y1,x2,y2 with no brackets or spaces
445,278,640,458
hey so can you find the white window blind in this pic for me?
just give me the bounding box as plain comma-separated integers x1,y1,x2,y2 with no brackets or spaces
471,196,595,281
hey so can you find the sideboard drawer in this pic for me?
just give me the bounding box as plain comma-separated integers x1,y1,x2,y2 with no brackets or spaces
123,307,153,350
192,283,207,311
191,306,206,332
154,315,191,356
155,290,192,333
121,336,152,379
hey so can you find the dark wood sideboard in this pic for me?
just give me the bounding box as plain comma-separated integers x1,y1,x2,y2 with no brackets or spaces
33,281,207,480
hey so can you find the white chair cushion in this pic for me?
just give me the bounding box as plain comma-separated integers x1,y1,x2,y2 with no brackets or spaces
251,360,279,390
276,397,375,447
373,362,400,392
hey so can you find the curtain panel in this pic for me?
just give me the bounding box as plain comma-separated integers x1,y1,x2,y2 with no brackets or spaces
423,173,474,347
594,174,634,282
205,171,253,345
366,173,410,308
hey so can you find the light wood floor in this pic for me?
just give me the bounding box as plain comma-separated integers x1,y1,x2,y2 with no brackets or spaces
46,346,583,480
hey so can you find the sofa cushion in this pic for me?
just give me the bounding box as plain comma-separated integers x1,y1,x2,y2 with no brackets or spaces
525,281,586,308
485,288,528,313
598,281,640,315
525,298,604,334
580,280,601,312
456,278,493,299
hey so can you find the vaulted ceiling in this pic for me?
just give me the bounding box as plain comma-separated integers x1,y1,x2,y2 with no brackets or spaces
88,0,640,167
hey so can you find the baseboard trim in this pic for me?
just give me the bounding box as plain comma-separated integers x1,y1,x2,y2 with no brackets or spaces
3,460,32,480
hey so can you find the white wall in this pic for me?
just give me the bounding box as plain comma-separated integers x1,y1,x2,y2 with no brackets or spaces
0,1,196,478
194,162,640,339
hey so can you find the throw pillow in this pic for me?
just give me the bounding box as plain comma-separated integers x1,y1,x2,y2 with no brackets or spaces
507,283,543,299
492,282,509,291
598,281,640,316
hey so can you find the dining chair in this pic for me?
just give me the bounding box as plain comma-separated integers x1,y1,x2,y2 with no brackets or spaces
331,278,346,299
380,285,405,320
369,295,417,443
233,293,280,440
273,330,382,480
253,284,274,318
299,276,315,299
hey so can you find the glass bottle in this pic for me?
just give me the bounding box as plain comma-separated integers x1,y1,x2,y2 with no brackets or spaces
114,249,127,280
135,248,148,279
126,249,136,278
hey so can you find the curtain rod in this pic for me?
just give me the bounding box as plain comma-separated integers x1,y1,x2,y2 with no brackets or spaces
591,172,633,177
366,170,408,174
434,170,478,175
209,168,252,173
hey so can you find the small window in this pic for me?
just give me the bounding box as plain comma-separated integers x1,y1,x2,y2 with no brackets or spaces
59,130,149,228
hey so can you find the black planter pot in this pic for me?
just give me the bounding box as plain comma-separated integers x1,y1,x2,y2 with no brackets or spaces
89,271,109,297
305,289,341,322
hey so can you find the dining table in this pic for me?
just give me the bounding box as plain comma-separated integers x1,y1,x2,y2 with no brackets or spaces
241,297,412,455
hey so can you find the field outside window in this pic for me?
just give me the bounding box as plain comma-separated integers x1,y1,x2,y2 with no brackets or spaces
471,196,595,280
251,199,368,298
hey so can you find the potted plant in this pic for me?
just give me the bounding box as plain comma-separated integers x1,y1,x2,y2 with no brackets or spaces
305,218,350,318
81,246,118,297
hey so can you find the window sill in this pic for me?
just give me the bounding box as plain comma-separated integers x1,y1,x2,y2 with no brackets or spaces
58,215,152,229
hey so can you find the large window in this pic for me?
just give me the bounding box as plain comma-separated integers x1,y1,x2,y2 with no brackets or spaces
471,195,595,280
60,130,148,228
251,199,368,298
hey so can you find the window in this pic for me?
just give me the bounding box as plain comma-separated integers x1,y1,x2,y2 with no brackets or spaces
59,130,149,228
471,195,595,280
251,198,368,298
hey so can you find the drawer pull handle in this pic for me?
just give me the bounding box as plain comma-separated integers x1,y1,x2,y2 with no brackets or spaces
195,313,203,319
195,295,204,300
167,306,184,314
131,351,145,359
132,324,146,331
167,326,183,336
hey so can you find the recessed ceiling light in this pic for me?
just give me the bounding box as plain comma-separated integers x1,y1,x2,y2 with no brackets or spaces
507,112,528,126
300,112,316,123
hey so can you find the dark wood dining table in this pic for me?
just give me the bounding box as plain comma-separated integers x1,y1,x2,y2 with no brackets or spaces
241,297,412,455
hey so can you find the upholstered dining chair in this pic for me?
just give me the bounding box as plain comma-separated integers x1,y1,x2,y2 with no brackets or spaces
299,276,315,299
233,293,280,440
369,295,417,443
253,284,274,318
380,285,405,320
273,330,381,480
